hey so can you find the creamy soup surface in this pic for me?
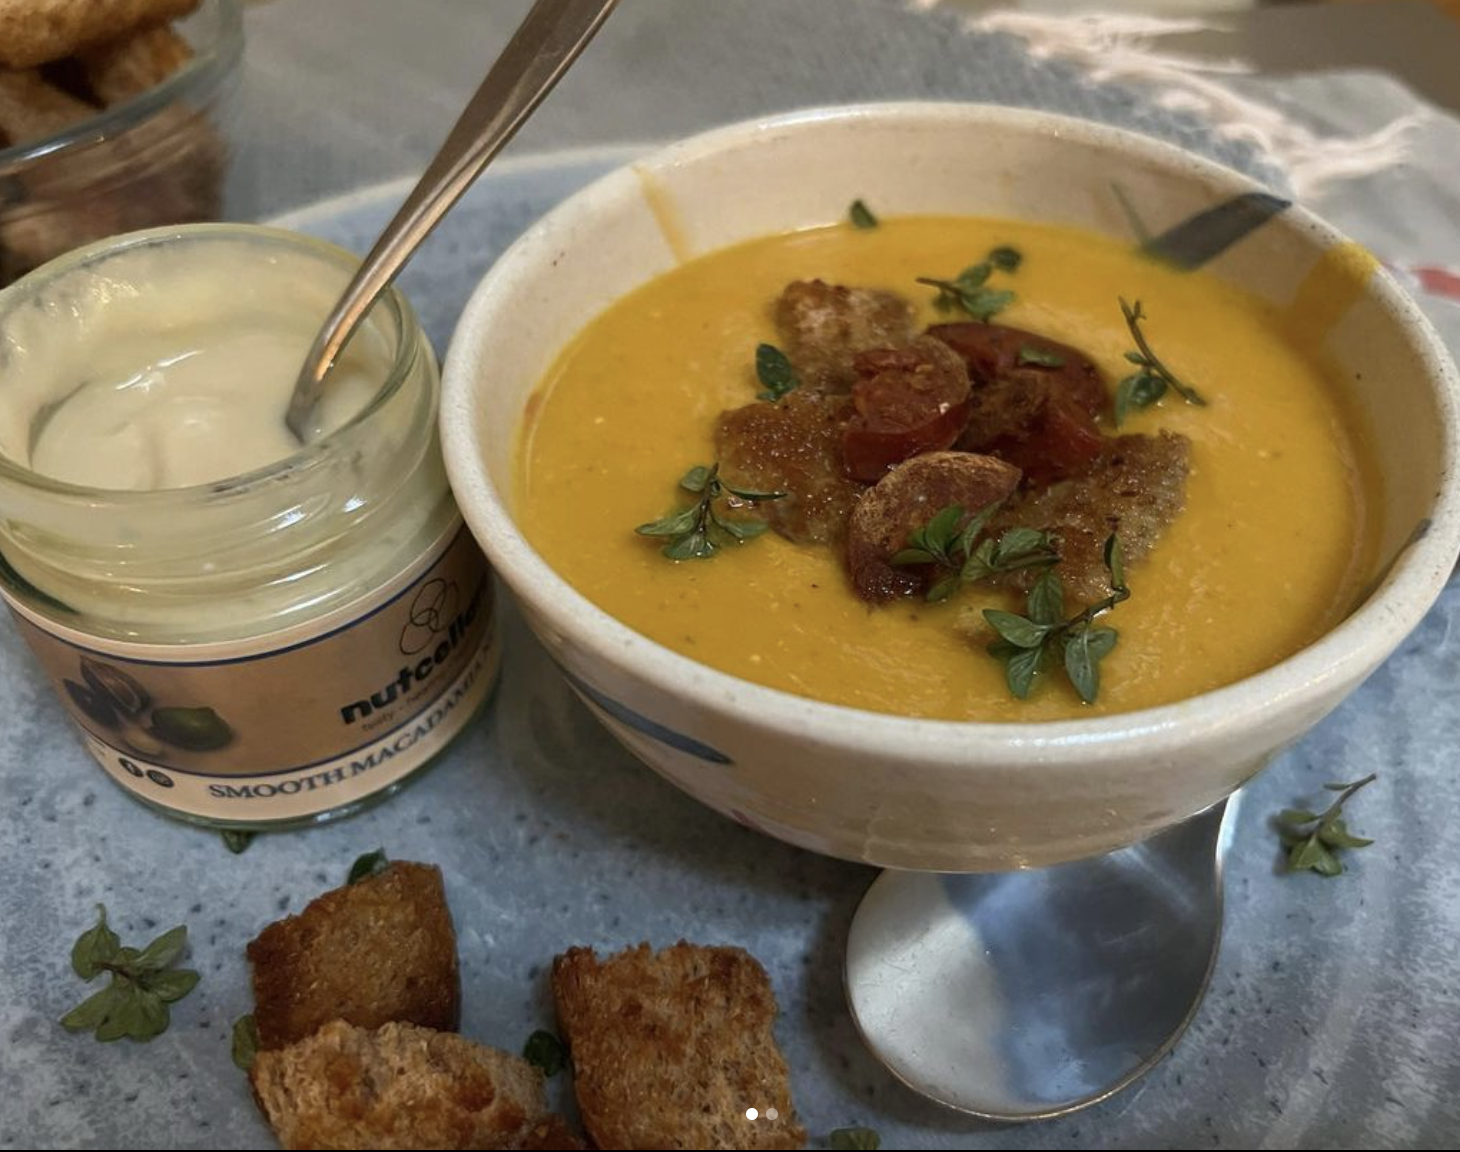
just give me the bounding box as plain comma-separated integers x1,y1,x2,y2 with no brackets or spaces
516,216,1381,721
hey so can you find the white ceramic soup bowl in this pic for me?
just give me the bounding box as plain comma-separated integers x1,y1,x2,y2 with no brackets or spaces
440,104,1460,871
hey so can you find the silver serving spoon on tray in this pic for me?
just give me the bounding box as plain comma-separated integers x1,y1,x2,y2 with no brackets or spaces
284,0,620,441
845,795,1236,1121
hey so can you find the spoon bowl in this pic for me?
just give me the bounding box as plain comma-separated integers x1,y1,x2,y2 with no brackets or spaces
845,797,1235,1120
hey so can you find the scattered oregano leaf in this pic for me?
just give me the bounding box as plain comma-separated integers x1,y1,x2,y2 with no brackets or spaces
60,905,199,1043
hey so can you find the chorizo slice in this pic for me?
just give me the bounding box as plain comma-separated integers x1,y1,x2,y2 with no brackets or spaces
992,431,1191,602
927,321,1107,417
842,337,973,483
966,388,1106,487
929,321,1108,485
847,451,1022,603
716,390,862,545
774,279,916,392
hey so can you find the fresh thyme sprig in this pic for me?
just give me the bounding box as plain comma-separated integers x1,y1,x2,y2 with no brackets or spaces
984,535,1130,703
848,199,879,229
60,905,200,1043
754,343,800,401
916,245,1022,321
636,464,785,560
1276,773,1377,877
1114,297,1207,425
892,500,1059,603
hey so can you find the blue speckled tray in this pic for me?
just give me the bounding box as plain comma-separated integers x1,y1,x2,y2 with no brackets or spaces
3,22,1457,1151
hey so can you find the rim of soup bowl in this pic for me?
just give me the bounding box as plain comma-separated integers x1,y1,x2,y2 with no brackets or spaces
441,102,1460,777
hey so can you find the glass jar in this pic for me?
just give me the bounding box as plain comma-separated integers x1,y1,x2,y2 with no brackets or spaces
0,0,243,286
0,225,499,828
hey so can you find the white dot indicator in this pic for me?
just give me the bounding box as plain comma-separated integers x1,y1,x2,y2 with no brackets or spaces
745,1108,759,1121
767,1108,780,1120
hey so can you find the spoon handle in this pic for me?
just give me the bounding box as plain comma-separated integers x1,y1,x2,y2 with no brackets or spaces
286,0,620,439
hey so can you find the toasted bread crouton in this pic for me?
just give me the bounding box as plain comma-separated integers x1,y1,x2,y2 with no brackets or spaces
0,69,94,147
251,1020,559,1151
773,279,915,392
78,24,192,105
993,430,1191,601
0,0,199,69
553,942,805,1150
247,861,460,1051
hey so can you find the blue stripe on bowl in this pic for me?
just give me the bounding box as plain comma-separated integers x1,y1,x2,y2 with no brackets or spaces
1141,191,1292,270
559,667,734,765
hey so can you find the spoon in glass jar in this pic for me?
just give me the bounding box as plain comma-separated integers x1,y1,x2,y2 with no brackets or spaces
845,796,1234,1120
284,0,620,441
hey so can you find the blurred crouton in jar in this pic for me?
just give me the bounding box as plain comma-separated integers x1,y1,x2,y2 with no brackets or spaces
0,1,237,286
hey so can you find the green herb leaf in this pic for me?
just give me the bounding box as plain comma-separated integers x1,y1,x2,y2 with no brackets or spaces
148,969,201,1003
1104,535,1127,592
635,505,701,538
663,530,717,560
60,904,199,1046
60,987,118,1033
755,342,801,401
1318,815,1374,850
958,287,1015,322
721,483,789,502
636,463,784,561
954,502,1002,560
1288,835,1341,876
232,1014,260,1072
1276,773,1377,877
1027,569,1065,627
916,246,1022,321
680,465,714,493
829,1126,882,1150
221,829,255,854
1063,627,1101,704
1002,643,1046,699
523,1029,568,1078
1114,372,1167,426
347,849,390,886
713,515,769,541
1017,344,1064,368
71,905,120,980
1114,297,1206,425
133,925,188,973
926,575,962,603
1085,626,1119,660
988,246,1023,272
983,610,1049,650
849,199,879,229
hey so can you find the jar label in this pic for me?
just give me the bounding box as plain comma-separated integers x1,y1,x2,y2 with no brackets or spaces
1,521,498,823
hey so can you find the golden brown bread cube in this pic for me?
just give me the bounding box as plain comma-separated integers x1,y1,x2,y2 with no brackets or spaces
992,430,1191,602
0,96,225,285
77,24,192,105
553,942,806,1150
773,279,915,392
0,0,199,69
0,69,94,147
250,1020,561,1151
246,861,461,1051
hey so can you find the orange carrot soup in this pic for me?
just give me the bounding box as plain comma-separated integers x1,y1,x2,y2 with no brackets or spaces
515,216,1381,721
